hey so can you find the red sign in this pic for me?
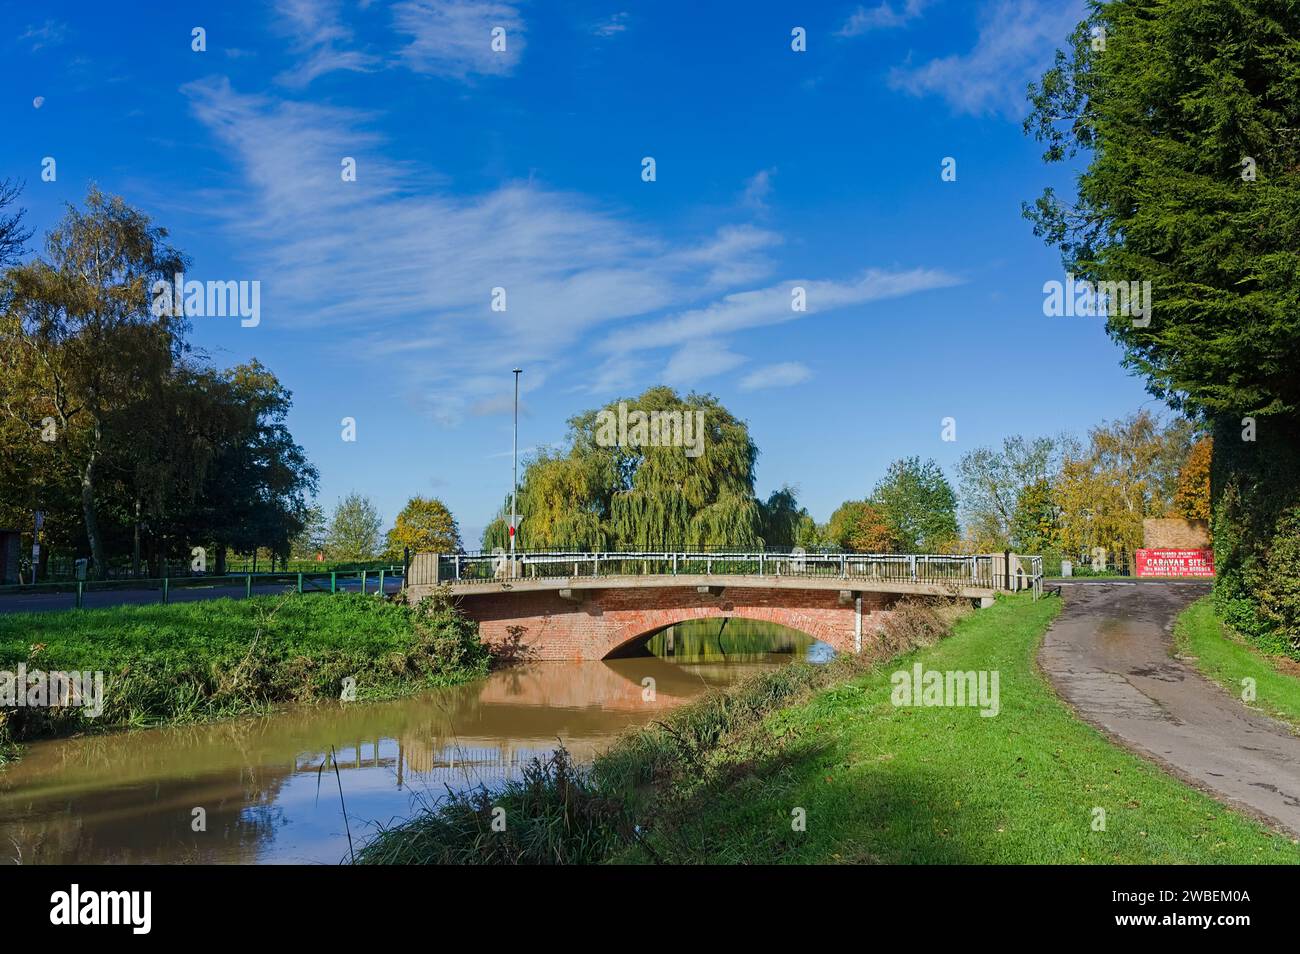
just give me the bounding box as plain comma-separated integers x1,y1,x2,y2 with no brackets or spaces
1135,548,1215,578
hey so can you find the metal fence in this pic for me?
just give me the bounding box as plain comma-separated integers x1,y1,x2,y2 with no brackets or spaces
417,550,995,587
19,556,403,584
411,549,1048,600
0,566,406,606
1037,549,1134,579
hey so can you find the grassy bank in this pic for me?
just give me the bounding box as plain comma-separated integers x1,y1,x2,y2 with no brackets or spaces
0,591,488,755
1174,597,1300,730
358,594,1300,864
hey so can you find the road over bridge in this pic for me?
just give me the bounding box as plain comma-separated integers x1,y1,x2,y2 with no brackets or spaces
407,551,1042,660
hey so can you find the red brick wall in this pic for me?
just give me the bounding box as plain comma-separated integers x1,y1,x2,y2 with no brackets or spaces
455,585,899,660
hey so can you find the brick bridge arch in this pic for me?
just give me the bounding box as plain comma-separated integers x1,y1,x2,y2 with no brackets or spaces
455,584,901,660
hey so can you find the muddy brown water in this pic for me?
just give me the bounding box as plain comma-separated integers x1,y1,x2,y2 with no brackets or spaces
0,620,827,864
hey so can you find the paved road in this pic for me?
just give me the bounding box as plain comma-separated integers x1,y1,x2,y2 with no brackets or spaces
0,579,402,614
1040,580,1300,836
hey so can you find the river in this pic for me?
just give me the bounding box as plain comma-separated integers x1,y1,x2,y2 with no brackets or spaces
0,619,828,864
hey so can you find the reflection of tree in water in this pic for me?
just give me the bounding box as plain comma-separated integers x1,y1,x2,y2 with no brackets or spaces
0,759,296,865
641,618,815,663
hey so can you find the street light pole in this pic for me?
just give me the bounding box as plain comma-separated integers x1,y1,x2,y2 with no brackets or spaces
511,368,521,577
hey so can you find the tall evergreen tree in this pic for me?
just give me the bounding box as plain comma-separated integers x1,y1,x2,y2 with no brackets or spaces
1024,0,1300,418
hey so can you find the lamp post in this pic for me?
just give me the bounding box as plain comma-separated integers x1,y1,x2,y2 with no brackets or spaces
511,368,521,577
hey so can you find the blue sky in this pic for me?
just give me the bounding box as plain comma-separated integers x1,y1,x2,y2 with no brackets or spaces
3,0,1160,546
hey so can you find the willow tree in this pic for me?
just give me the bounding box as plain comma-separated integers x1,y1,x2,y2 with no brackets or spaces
483,386,786,551
759,487,810,551
482,449,611,551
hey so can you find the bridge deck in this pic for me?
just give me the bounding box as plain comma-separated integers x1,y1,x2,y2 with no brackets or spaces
426,573,998,601
407,551,1044,609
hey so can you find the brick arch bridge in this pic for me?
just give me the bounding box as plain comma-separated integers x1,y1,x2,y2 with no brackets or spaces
405,550,1035,661
453,583,896,660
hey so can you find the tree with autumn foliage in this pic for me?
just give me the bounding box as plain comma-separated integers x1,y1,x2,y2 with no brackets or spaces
1173,437,1212,522
1053,412,1195,564
385,496,462,559
825,500,897,553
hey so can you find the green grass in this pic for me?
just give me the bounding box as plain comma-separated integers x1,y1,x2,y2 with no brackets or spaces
0,592,489,752
1174,597,1300,730
617,594,1299,864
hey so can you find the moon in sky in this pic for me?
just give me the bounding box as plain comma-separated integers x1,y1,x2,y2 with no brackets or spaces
33,96,45,109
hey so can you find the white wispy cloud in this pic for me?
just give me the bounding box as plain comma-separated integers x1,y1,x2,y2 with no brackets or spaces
584,355,651,395
591,12,630,37
662,340,747,387
273,0,379,87
741,168,776,213
19,19,67,52
838,0,929,36
739,362,811,391
181,50,959,406
888,0,1084,118
392,0,525,79
181,78,781,419
597,268,961,356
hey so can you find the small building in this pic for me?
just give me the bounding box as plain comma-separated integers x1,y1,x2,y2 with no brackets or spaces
0,530,21,585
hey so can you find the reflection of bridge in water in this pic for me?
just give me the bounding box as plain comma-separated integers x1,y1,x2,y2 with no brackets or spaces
302,739,563,788
298,651,786,788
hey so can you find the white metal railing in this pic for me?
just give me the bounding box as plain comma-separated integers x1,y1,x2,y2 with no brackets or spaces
408,550,1039,592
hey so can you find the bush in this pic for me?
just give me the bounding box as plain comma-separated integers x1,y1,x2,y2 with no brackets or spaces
407,588,492,676
355,747,628,865
1252,507,1300,655
1210,413,1300,657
